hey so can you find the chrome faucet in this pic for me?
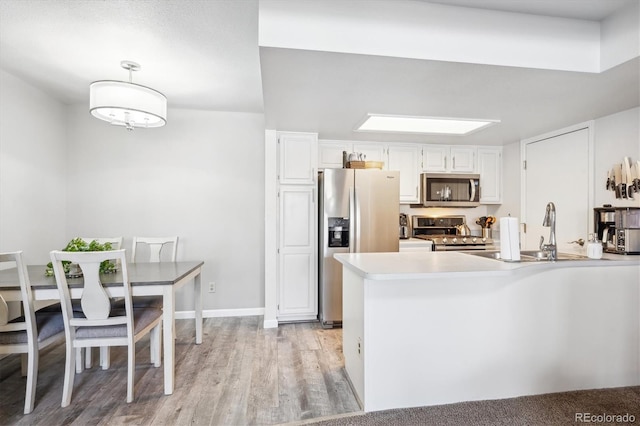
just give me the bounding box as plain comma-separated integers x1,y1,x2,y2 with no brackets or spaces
539,202,557,261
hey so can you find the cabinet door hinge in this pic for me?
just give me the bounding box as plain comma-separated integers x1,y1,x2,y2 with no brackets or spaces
523,160,527,170
523,223,527,233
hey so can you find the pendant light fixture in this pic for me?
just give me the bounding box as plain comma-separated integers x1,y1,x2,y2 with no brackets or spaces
89,61,167,130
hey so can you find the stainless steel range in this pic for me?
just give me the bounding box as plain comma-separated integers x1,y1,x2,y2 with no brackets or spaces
411,215,493,251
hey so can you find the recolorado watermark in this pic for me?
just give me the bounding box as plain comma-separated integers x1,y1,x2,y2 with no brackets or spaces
575,412,636,423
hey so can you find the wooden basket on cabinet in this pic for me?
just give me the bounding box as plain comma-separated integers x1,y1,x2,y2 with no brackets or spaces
346,161,384,169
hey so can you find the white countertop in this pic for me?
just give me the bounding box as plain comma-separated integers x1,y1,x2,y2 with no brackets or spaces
334,251,638,280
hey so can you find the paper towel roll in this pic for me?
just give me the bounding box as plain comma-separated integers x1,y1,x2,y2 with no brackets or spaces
500,217,521,261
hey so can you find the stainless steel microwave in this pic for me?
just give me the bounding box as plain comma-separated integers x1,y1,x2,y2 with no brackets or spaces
420,173,480,207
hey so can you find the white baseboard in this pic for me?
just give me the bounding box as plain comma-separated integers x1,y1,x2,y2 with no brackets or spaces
175,307,265,320
263,318,279,328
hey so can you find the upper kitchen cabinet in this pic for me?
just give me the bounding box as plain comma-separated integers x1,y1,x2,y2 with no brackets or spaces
318,140,351,169
477,147,502,204
279,132,318,184
318,140,387,169
352,143,386,163
387,144,420,204
422,145,476,173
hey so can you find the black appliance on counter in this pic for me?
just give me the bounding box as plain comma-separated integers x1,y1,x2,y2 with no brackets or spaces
411,215,492,251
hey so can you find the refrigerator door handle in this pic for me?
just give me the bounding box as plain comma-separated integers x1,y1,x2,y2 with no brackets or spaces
354,187,361,253
349,186,358,253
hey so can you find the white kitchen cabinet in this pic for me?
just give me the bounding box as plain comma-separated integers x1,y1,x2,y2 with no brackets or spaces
387,144,420,204
352,143,386,163
450,146,476,172
318,140,351,169
318,140,388,169
477,147,502,203
422,145,476,173
422,145,448,172
278,132,318,184
277,185,317,321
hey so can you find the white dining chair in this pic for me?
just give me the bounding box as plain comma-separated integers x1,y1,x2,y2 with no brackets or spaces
76,237,123,371
0,251,65,414
95,236,175,371
50,249,163,406
131,236,178,263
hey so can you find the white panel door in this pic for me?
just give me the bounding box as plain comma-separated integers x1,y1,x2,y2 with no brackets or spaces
523,128,590,251
278,185,317,320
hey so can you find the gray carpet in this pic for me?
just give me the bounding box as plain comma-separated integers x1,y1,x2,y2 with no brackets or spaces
295,386,640,426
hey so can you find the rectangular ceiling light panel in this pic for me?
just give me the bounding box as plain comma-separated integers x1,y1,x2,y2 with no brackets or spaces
356,114,499,135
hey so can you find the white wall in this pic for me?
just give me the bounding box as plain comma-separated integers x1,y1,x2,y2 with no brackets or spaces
593,107,640,208
0,70,67,264
495,107,640,241
64,105,266,312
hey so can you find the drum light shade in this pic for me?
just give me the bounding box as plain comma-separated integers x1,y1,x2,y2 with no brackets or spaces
89,61,167,130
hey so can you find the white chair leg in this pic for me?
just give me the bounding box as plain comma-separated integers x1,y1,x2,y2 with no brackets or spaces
100,347,110,370
85,347,92,369
61,342,76,407
151,323,162,367
23,346,38,414
127,343,135,403
75,347,83,373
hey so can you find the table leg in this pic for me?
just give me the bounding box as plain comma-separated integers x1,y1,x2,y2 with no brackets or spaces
163,287,175,395
195,272,202,344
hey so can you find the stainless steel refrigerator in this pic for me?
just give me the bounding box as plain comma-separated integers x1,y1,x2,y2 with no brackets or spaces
318,168,400,328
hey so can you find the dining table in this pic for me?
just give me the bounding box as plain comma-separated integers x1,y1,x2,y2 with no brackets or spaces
0,260,204,395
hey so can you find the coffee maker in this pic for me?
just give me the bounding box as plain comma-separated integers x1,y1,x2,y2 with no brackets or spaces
595,206,640,254
594,206,615,250
399,213,410,239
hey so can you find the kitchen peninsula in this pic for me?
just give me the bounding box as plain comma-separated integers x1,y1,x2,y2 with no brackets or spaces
334,251,640,412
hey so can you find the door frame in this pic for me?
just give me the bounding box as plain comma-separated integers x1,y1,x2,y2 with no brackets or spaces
520,121,595,248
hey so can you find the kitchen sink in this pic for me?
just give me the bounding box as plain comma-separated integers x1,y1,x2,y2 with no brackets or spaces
463,250,593,262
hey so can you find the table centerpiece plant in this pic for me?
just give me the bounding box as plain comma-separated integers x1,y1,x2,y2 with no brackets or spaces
45,237,117,277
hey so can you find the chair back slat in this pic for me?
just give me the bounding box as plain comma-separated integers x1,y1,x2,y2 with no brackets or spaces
50,249,132,331
132,236,178,263
78,262,111,320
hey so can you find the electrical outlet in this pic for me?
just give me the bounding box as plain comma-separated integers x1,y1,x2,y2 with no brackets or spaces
208,282,216,293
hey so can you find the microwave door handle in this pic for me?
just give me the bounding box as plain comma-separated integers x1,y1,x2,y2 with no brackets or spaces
470,179,476,202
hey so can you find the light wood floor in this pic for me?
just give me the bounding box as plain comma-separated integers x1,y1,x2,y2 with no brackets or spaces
0,317,360,425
